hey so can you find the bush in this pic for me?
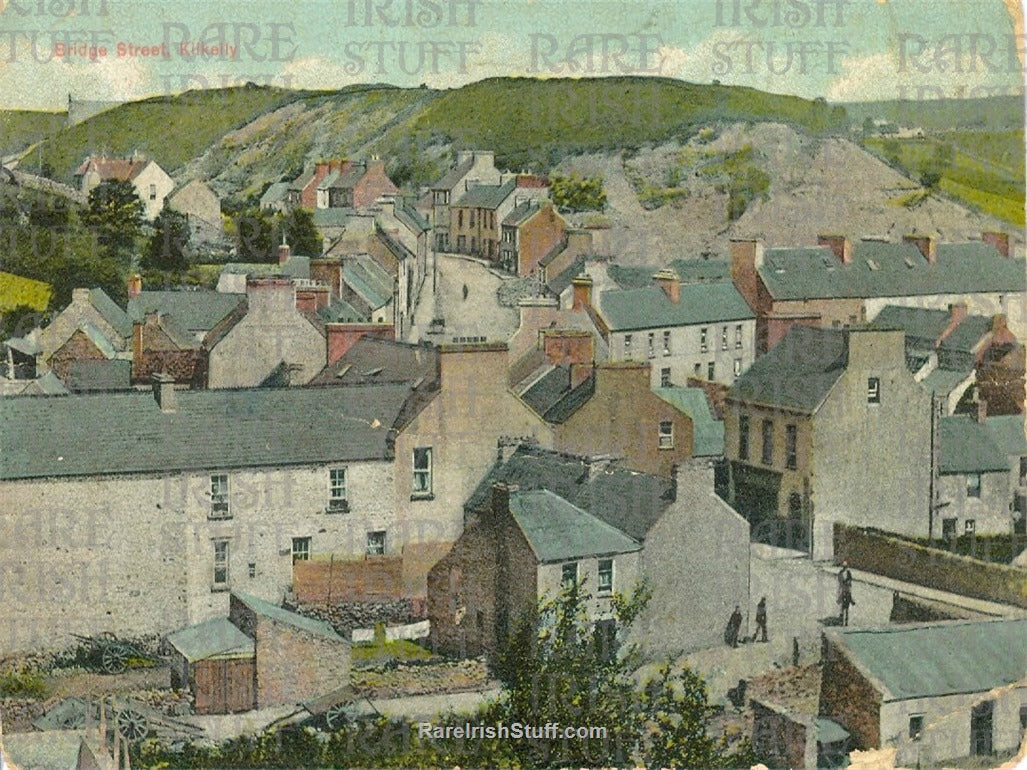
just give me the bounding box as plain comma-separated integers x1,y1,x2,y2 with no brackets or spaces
0,670,50,699
551,173,607,212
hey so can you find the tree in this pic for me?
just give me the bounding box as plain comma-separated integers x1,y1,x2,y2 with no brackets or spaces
143,209,191,273
272,207,322,257
551,173,607,212
81,180,144,262
232,207,274,261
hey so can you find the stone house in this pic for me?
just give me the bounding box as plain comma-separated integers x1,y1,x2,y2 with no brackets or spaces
985,414,1027,531
289,160,398,211
128,281,244,345
205,278,326,388
0,380,414,653
722,326,931,558
74,155,174,221
589,270,757,387
429,150,501,252
37,287,132,372
819,619,1027,767
131,311,205,387
450,178,549,262
47,323,124,383
498,200,568,277
166,179,222,242
730,233,1027,355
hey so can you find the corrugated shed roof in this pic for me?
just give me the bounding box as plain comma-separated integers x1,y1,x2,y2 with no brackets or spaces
88,288,132,338
831,618,1027,700
166,617,255,662
233,592,346,642
454,179,516,210
599,282,754,331
0,383,411,480
509,489,641,563
985,415,1027,457
654,387,725,456
729,327,848,412
759,241,1026,300
128,291,244,334
939,415,1011,474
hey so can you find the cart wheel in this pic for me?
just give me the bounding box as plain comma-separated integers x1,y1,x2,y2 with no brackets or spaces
55,710,86,730
116,708,150,741
324,703,348,730
101,646,127,674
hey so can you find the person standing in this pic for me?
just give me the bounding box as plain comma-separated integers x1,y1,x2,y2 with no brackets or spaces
838,561,855,626
726,605,743,648
754,597,768,642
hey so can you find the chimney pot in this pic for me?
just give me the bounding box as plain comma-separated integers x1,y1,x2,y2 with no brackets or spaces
278,241,291,265
975,397,987,423
127,273,142,299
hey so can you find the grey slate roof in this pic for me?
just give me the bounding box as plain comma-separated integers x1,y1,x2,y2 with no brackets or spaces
219,256,311,281
519,365,571,415
985,415,1027,458
546,257,587,297
920,368,973,399
454,179,516,210
503,201,539,226
67,359,131,392
871,305,952,344
509,489,641,563
317,297,364,323
329,164,365,189
166,617,255,662
939,415,1011,474
543,374,596,424
0,382,413,480
128,291,244,335
395,200,429,233
259,181,291,207
599,282,754,332
830,618,1027,701
465,445,674,542
728,327,848,413
88,288,133,339
310,337,439,387
654,387,725,456
939,315,992,354
759,240,1026,301
233,592,346,642
609,259,732,290
313,208,354,228
431,157,475,191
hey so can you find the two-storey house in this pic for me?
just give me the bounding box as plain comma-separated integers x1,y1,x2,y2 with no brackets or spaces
428,150,501,252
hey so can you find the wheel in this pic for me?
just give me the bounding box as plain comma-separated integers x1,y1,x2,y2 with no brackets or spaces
116,708,150,741
101,646,127,674
55,709,86,730
324,703,348,730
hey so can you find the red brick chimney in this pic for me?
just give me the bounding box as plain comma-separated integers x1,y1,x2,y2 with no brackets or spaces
571,275,593,312
904,234,937,264
936,303,967,347
653,269,680,303
982,231,1010,257
127,273,142,298
296,285,330,313
542,329,594,368
278,240,291,266
729,238,765,313
817,234,852,264
325,323,395,364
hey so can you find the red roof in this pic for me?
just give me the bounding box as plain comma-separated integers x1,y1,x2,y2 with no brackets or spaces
74,156,147,181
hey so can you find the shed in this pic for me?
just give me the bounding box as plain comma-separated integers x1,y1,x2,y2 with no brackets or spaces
166,617,256,715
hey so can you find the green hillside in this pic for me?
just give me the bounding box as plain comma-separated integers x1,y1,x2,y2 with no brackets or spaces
841,95,1025,132
0,110,68,158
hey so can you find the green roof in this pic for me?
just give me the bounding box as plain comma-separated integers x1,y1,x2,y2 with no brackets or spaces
0,271,51,312
654,386,725,456
128,291,244,334
985,415,1027,457
729,326,848,412
508,489,642,563
815,718,850,745
313,208,354,228
88,288,133,339
0,383,412,480
455,179,516,210
831,619,1027,701
938,415,1010,474
759,240,1026,301
221,256,311,280
233,592,345,642
920,368,973,399
871,305,952,344
939,315,992,354
166,617,254,662
599,282,754,332
343,262,391,310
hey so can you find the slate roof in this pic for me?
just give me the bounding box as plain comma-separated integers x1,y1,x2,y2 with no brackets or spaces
166,617,255,662
128,291,244,335
329,164,365,189
233,591,346,642
829,618,1027,701
599,282,754,332
871,306,952,344
454,179,516,210
939,415,1012,474
310,338,439,386
0,382,412,480
654,387,725,456
313,208,354,228
921,368,973,399
77,322,118,358
317,170,341,190
608,259,732,290
67,359,131,392
317,298,364,323
758,240,1026,301
985,415,1027,458
728,327,848,413
259,181,291,207
465,445,675,542
503,201,540,227
508,489,642,563
289,168,316,192
546,257,587,296
220,256,311,281
88,288,133,339
431,156,475,191
343,259,392,310
519,365,571,415
543,374,596,424
395,200,429,233
939,315,992,354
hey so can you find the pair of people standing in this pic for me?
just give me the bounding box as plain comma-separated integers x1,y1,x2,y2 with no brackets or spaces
725,598,769,647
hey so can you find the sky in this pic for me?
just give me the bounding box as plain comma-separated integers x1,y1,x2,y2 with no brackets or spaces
0,0,1023,110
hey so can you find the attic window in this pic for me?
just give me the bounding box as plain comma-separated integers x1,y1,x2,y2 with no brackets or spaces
866,259,879,271
904,257,916,269
362,367,384,377
334,364,352,379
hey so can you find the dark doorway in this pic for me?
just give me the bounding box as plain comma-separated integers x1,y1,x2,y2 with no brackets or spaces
970,700,993,756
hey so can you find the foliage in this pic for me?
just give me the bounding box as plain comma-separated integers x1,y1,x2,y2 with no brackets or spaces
143,209,191,274
0,304,44,342
230,208,275,262
272,207,322,257
0,109,66,157
81,180,144,262
0,669,50,699
550,173,607,212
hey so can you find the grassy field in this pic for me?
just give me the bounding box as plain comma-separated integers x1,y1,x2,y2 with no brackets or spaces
0,110,67,157
841,95,1025,133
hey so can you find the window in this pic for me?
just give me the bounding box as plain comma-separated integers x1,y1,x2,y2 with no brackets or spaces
663,330,671,355
942,518,957,539
366,530,386,556
647,332,655,358
761,419,774,465
412,447,433,497
721,326,728,350
457,235,466,251
965,519,976,535
867,377,881,404
292,537,311,564
733,358,742,377
660,367,671,387
624,334,633,357
561,562,578,588
247,562,256,579
788,492,802,518
909,714,924,741
469,210,475,227
598,559,613,593
328,468,349,511
700,327,708,352
458,210,463,227
735,324,743,349
212,539,230,587
148,183,156,201
210,474,230,518
966,473,981,499
739,415,750,461
785,425,798,470
707,362,715,381
693,363,701,377
658,421,674,449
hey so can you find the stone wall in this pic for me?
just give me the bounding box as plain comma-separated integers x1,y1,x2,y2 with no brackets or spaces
820,636,882,750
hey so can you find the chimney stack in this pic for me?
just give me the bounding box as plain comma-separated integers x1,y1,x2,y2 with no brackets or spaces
991,314,1007,333
278,239,291,265
982,231,1010,257
729,238,765,313
571,275,593,312
653,268,680,303
904,234,937,264
975,396,988,424
949,302,967,325
127,273,142,298
817,234,852,264
152,372,177,413
490,482,517,518
570,361,594,389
